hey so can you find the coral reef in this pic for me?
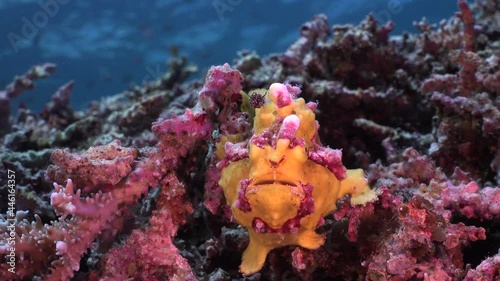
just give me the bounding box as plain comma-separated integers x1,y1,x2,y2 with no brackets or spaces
0,0,499,280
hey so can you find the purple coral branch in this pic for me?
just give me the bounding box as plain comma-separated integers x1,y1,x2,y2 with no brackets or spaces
457,0,475,52
100,174,196,280
282,14,331,67
463,250,500,281
0,63,56,134
440,181,500,220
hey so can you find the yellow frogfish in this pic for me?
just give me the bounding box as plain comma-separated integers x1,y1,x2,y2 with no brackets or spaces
217,82,376,275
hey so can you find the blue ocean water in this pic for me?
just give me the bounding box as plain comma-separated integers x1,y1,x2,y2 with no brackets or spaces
1,0,457,112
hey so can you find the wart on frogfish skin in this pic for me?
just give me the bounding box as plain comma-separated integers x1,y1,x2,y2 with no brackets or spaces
218,82,377,276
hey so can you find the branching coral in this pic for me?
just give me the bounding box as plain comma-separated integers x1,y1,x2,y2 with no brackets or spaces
0,1,499,280
0,63,56,136
1,87,212,280
99,174,196,281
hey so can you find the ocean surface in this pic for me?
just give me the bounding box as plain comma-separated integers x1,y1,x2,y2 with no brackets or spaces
1,0,457,112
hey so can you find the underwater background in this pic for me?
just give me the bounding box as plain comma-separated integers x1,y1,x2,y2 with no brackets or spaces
2,0,456,111
1,0,499,280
